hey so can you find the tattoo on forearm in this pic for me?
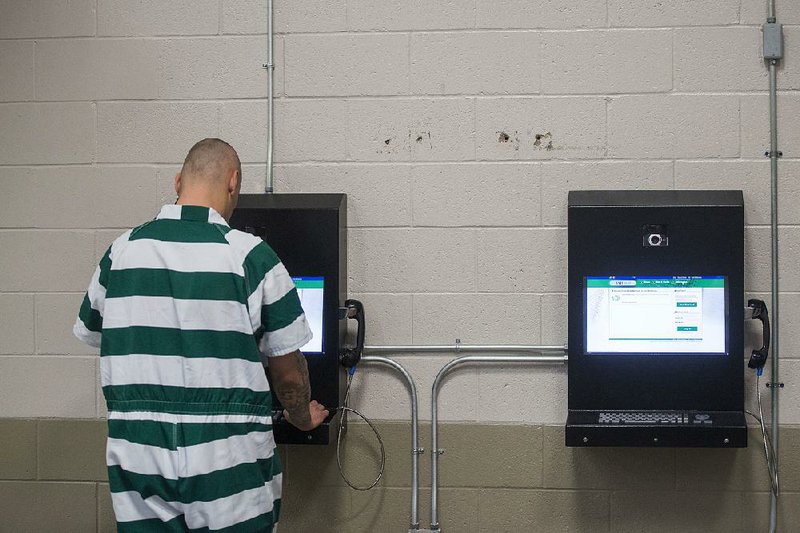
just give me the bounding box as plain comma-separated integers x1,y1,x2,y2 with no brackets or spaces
274,353,311,427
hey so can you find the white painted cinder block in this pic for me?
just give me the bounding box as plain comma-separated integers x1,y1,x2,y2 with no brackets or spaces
776,227,800,292
348,228,476,293
286,34,409,97
476,97,606,161
411,32,541,96
220,100,348,163
744,226,800,294
158,36,281,100
740,94,800,159
674,27,766,92
348,0,476,31
477,0,606,30
0,166,159,229
97,102,218,164
0,103,94,165
0,0,798,426
0,0,95,39
412,293,541,345
540,293,568,347
476,364,568,424
777,360,800,424
411,163,541,227
274,164,412,227
35,39,159,101
97,0,218,36
675,161,787,226
222,0,347,34
35,293,96,356
608,95,739,159
0,357,96,417
745,227,771,294
347,98,476,162
781,26,800,91
0,295,34,355
0,231,96,292
540,161,674,227
0,41,34,102
347,293,413,346
608,0,740,27
542,30,672,95
476,228,568,293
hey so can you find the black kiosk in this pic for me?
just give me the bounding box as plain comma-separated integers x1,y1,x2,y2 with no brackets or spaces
566,190,747,447
230,193,348,445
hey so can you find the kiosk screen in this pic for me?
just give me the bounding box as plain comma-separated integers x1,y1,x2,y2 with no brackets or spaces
293,276,324,353
585,276,726,354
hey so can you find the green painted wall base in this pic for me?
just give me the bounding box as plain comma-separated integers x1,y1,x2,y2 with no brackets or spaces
1,419,797,532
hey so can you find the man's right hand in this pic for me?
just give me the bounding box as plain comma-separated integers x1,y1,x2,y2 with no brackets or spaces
268,350,329,431
284,400,329,431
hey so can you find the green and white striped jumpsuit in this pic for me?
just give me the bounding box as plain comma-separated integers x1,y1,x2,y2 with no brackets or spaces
74,204,311,532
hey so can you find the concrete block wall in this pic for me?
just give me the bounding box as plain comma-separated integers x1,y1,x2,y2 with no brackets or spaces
1,0,798,531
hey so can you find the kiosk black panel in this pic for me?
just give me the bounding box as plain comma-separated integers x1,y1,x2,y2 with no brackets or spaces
566,190,747,447
230,193,347,444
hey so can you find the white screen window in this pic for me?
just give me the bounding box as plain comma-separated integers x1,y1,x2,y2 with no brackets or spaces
293,276,324,353
585,276,726,354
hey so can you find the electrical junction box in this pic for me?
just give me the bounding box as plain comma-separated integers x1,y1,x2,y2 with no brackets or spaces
230,193,347,444
565,190,747,447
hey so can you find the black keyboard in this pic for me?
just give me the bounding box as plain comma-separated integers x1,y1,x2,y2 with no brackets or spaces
598,411,713,425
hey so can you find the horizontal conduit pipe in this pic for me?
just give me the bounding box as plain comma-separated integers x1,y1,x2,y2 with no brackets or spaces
429,352,568,531
360,356,421,531
364,344,567,355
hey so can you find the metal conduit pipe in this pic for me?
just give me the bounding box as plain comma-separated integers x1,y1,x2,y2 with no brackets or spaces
265,0,275,193
429,352,568,532
365,344,567,355
766,0,781,530
768,57,780,533
359,356,422,531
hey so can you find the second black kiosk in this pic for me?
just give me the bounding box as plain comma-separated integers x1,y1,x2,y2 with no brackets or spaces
566,190,747,447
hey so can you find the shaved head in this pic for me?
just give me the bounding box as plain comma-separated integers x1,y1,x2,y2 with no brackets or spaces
175,138,243,221
181,138,241,185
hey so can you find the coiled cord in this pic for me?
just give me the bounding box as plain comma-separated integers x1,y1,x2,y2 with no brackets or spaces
336,371,386,491
745,371,779,497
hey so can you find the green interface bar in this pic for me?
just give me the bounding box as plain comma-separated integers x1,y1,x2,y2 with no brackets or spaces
586,278,724,288
294,279,324,289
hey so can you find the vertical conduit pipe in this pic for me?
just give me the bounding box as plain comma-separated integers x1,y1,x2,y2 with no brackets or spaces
767,0,780,530
359,356,421,531
428,352,568,531
265,0,275,193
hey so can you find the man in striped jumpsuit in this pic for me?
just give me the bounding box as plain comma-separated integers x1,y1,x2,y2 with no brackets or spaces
74,138,328,531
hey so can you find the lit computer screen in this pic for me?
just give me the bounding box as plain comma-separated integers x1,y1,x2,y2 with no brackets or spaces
585,276,726,354
293,276,324,353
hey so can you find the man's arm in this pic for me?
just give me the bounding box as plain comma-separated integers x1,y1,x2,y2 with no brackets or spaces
74,244,114,347
267,350,329,431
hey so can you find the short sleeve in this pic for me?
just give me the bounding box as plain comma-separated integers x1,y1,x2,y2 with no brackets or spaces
73,245,113,348
243,241,313,358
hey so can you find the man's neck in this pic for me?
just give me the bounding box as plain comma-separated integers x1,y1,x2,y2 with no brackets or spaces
176,192,228,220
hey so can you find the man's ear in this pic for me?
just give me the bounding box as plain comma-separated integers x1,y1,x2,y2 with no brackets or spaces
174,172,182,197
228,169,240,195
